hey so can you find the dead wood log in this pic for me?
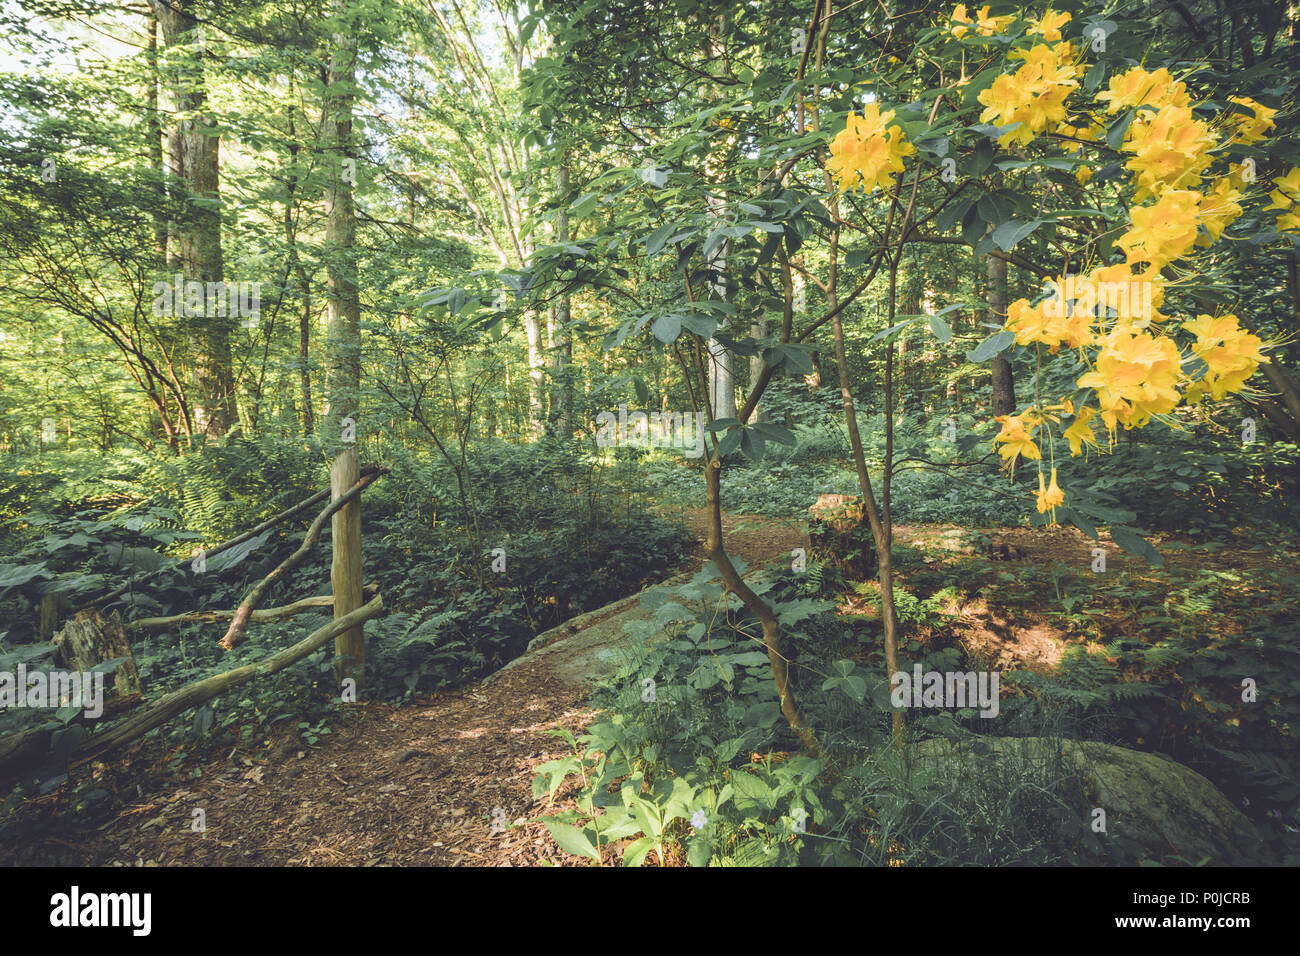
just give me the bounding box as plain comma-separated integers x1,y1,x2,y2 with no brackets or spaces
218,468,387,650
0,595,384,786
807,493,876,581
127,584,378,631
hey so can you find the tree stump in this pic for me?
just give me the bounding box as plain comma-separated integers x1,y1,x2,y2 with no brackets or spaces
37,592,66,642
807,494,877,581
52,610,141,698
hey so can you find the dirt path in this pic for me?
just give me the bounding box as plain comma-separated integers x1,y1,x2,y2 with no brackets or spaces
1,510,802,868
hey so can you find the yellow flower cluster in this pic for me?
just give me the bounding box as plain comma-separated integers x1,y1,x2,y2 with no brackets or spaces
992,412,1042,470
1116,189,1202,269
1266,168,1300,233
1182,314,1268,402
1096,66,1190,113
826,103,916,195
1036,467,1065,519
1123,103,1215,201
977,43,1081,147
1006,295,1093,352
1008,262,1170,354
1077,329,1183,431
949,4,1014,38
934,7,1278,506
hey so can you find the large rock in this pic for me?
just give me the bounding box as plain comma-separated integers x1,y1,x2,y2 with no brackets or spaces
908,736,1268,865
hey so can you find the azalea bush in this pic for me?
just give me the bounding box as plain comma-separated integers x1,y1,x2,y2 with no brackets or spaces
826,5,1288,533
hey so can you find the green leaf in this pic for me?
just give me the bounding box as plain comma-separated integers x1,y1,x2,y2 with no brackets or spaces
968,330,1015,362
726,651,773,667
935,198,973,234
544,821,601,862
622,835,656,867
740,429,766,462
705,417,743,433
1106,110,1136,150
716,427,743,457
961,202,986,247
750,422,795,445
1110,527,1164,568
652,314,682,344
991,219,1043,252
929,314,952,343
731,771,775,811
570,192,599,218
645,224,675,258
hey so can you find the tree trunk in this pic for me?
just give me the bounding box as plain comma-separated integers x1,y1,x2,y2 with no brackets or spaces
152,2,234,436
547,162,574,436
987,254,1016,416
322,6,365,694
705,193,736,421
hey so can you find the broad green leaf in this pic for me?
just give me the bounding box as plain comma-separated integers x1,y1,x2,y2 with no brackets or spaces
991,219,1043,252
968,330,1015,362
544,821,601,862
652,314,681,344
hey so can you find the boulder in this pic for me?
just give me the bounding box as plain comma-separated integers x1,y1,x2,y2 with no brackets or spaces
908,735,1268,865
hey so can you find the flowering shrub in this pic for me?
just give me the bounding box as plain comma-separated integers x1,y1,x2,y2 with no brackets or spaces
828,5,1284,523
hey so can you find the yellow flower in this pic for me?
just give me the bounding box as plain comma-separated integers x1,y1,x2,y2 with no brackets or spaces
1096,66,1190,114
950,4,1014,38
826,104,916,194
1123,104,1215,201
1266,168,1300,232
978,44,1079,147
1117,189,1201,269
1035,467,1066,520
1182,313,1267,400
993,412,1041,472
1030,10,1071,42
1076,163,1093,185
1226,96,1277,145
1063,406,1100,456
1196,177,1243,245
1077,329,1183,431
1266,167,1300,210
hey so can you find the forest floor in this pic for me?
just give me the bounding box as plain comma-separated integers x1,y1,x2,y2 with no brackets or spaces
1,508,1282,866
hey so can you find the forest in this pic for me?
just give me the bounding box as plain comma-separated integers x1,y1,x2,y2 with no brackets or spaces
0,0,1297,871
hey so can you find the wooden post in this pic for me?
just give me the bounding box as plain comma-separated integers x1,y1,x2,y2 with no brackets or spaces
331,446,364,695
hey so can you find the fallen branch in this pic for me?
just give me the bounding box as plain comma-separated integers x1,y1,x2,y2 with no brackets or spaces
0,595,385,786
127,584,378,631
218,468,387,650
77,465,382,613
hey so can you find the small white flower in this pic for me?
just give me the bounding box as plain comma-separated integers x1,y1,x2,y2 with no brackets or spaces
690,810,707,830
